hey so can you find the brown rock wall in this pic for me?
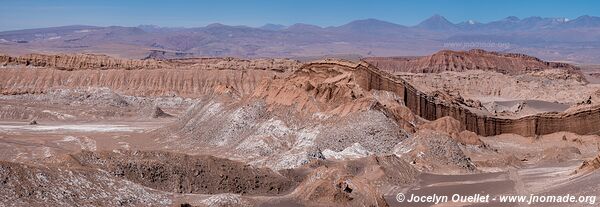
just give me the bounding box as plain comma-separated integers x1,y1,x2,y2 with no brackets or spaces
301,60,600,137
2,53,599,137
0,68,276,97
363,49,582,76
0,53,166,70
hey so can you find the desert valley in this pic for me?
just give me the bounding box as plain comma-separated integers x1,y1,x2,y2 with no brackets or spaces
1,48,600,206
2,1,600,207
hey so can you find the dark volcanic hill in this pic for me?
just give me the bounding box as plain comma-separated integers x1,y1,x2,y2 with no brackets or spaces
1,15,600,63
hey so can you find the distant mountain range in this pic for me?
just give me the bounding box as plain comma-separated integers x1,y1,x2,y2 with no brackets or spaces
1,15,600,63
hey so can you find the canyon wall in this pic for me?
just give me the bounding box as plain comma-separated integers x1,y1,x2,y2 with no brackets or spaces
2,53,599,137
0,53,301,71
301,61,600,137
0,68,277,97
0,54,300,97
0,53,166,70
363,49,585,82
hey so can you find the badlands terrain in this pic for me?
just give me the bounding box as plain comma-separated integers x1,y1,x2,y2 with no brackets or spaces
1,49,600,206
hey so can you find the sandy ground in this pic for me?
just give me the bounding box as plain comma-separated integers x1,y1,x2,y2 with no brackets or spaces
4,118,597,207
0,121,158,133
0,120,171,162
383,161,596,207
1,93,600,206
2,67,600,206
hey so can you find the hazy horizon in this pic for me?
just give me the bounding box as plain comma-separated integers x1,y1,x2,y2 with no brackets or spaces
2,14,598,32
1,0,600,31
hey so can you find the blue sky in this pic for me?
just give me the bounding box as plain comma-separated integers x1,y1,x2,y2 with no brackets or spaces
0,0,599,31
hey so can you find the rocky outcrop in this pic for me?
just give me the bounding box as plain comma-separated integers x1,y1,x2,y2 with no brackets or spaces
292,155,418,207
141,105,172,118
402,69,595,106
0,160,171,206
252,59,367,113
363,49,584,81
394,129,477,174
0,67,279,97
0,54,301,97
0,53,167,70
167,57,301,72
71,150,297,195
302,60,600,137
0,53,301,71
577,153,600,174
2,53,600,137
419,116,484,146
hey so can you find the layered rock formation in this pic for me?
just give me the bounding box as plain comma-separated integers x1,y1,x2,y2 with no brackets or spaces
402,69,596,105
0,53,300,71
0,68,277,97
2,52,600,137
0,53,166,70
363,49,584,80
0,54,301,97
167,57,301,72
303,60,600,137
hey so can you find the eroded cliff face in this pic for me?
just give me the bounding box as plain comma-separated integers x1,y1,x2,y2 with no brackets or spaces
0,54,301,97
305,60,600,137
401,69,597,105
0,53,167,70
166,57,301,72
0,68,279,97
2,53,600,137
363,49,584,81
0,53,301,71
252,59,368,113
